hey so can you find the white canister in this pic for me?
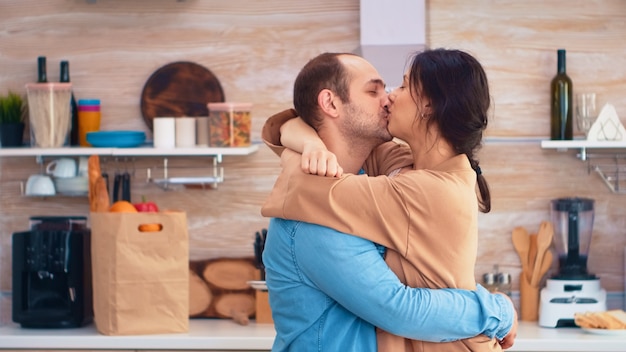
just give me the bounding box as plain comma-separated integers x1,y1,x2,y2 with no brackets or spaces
153,117,176,149
196,117,209,146
175,117,196,148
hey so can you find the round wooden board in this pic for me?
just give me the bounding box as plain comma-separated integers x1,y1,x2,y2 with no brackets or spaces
140,61,225,130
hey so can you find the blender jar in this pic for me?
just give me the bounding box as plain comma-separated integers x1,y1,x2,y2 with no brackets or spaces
550,197,596,279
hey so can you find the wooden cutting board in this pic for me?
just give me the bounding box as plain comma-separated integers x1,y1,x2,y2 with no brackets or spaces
140,61,225,130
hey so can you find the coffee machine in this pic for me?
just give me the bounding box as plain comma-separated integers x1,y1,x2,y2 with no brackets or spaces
12,216,93,328
539,198,607,328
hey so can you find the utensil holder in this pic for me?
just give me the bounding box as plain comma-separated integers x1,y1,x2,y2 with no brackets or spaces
255,290,273,324
519,274,539,321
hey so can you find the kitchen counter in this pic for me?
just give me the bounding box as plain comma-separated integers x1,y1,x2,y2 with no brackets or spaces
0,319,275,351
0,320,625,351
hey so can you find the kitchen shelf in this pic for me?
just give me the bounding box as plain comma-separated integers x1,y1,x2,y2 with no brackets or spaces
1,144,259,192
0,144,258,162
541,139,626,193
540,140,626,160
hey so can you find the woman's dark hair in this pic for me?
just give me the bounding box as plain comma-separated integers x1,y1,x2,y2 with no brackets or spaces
293,52,353,130
408,48,492,213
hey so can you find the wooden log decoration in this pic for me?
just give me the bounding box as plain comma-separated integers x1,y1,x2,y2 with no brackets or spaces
213,292,256,326
189,269,213,317
202,258,260,290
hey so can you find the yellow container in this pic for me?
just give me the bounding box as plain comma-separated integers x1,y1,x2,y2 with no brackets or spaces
207,102,252,147
78,99,101,147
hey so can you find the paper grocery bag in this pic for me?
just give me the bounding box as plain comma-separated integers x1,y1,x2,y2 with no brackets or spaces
90,212,189,335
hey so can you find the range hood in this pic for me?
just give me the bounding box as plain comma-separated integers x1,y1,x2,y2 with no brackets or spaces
356,0,426,89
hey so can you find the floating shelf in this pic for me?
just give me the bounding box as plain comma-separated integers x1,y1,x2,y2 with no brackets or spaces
2,144,259,193
0,144,258,162
541,139,626,193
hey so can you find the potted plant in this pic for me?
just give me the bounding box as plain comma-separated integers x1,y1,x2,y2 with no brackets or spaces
0,90,26,147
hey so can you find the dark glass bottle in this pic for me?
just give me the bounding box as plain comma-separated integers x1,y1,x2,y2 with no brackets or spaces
550,49,573,140
37,56,47,83
60,60,80,146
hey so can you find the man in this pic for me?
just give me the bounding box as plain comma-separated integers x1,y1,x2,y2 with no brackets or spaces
261,53,517,352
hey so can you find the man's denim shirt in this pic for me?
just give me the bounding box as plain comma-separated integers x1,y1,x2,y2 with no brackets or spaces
264,218,513,352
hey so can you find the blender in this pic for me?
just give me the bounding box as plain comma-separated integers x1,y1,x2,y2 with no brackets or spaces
539,197,607,328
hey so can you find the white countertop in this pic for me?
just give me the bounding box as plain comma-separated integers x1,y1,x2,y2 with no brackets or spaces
0,320,625,351
0,319,275,351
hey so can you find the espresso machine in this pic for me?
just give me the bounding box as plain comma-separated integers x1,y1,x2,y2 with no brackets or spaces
539,198,607,328
12,216,93,328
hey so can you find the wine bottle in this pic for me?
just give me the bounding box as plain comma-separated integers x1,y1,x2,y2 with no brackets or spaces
37,56,47,83
60,60,80,146
550,49,573,140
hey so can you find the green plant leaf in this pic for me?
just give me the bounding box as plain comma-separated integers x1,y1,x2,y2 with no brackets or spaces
0,91,25,123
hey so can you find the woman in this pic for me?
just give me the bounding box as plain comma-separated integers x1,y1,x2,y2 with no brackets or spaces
262,49,511,351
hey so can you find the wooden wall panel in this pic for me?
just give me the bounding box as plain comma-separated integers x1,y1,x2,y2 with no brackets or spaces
1,1,626,306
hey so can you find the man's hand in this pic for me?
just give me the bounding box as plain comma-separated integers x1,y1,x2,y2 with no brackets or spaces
301,141,343,177
495,292,518,349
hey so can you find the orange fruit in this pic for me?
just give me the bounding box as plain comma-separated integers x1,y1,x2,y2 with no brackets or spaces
109,200,138,213
138,223,163,232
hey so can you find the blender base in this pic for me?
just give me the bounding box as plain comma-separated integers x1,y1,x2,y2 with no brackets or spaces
538,278,606,328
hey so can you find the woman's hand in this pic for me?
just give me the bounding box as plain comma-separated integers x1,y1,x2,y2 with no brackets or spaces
301,141,343,177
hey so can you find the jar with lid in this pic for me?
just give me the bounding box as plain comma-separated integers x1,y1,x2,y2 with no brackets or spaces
496,272,512,297
78,99,101,147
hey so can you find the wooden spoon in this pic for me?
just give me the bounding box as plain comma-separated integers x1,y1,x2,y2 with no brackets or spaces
528,233,538,278
531,221,554,287
533,250,554,286
512,226,531,282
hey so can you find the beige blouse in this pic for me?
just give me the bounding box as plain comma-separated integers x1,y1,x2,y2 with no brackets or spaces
261,109,501,352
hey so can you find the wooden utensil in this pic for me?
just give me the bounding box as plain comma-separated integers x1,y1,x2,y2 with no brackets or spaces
532,250,553,288
512,226,531,282
531,221,554,286
528,233,538,278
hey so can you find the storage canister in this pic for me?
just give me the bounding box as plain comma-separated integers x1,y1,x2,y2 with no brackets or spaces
207,102,252,147
25,82,73,148
78,99,101,147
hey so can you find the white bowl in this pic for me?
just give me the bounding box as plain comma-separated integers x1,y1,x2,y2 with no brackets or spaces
54,176,88,195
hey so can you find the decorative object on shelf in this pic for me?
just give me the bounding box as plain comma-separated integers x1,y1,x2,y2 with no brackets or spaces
586,103,625,142
140,61,225,131
550,49,573,140
0,90,26,147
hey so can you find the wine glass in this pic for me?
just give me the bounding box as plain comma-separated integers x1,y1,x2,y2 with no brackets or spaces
576,93,597,138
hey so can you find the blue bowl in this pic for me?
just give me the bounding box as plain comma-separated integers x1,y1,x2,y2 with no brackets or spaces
86,131,146,148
